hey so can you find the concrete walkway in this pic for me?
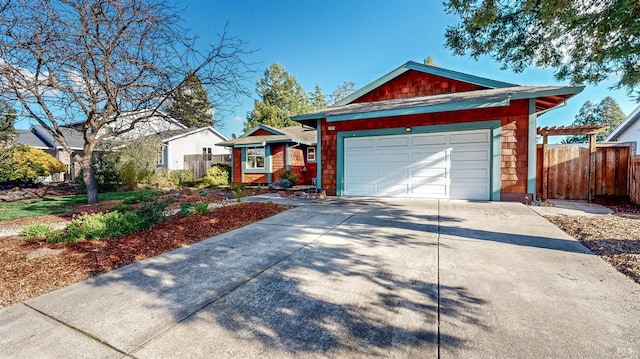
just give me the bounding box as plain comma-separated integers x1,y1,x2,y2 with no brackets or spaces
1,198,639,358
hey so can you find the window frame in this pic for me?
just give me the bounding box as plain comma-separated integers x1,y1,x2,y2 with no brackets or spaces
246,146,266,169
306,147,316,162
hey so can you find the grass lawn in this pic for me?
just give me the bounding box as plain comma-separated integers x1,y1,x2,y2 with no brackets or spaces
0,191,149,221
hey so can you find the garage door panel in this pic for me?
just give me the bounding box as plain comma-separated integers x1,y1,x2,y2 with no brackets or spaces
344,129,491,199
377,137,409,147
450,132,489,144
411,135,446,146
450,150,489,161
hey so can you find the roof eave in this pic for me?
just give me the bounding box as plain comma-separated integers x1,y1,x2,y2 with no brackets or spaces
326,97,511,122
606,105,640,141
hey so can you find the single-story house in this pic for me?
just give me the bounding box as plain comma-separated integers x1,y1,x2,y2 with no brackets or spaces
17,110,229,180
216,124,317,185
606,105,640,154
291,61,583,201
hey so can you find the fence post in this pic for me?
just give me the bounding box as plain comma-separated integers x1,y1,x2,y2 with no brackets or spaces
588,134,596,202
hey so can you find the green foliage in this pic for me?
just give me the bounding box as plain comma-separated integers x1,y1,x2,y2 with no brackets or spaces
168,169,193,186
309,84,328,110
91,151,121,192
47,210,147,243
122,188,159,204
279,170,298,184
445,0,640,100
20,223,54,238
166,74,215,128
110,203,133,213
230,184,246,203
135,198,171,228
194,201,209,214
244,63,312,130
197,164,230,188
116,137,163,190
1,145,66,184
179,202,193,216
562,97,627,143
0,101,17,158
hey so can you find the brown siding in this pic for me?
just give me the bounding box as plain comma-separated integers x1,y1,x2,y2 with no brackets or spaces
320,99,531,198
271,144,286,181
631,156,640,205
353,70,485,103
243,173,268,183
232,148,242,184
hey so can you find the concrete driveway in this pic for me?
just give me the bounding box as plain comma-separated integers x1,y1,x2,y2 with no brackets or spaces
2,198,639,358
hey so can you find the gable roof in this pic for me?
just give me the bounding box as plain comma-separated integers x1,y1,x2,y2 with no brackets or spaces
333,61,517,106
606,105,640,141
161,126,228,143
293,85,583,125
17,129,50,149
243,123,286,136
30,126,85,150
216,125,317,147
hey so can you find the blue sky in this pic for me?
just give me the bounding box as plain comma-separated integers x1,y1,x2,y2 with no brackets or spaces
180,0,636,142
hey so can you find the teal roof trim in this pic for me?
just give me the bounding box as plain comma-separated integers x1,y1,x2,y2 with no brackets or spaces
326,97,511,122
243,123,285,137
333,61,517,106
234,138,315,147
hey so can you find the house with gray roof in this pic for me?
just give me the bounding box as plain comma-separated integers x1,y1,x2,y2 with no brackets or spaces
606,105,640,154
216,124,318,185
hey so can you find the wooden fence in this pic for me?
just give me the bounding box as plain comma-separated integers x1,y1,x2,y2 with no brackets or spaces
631,155,640,204
184,154,231,179
536,143,633,200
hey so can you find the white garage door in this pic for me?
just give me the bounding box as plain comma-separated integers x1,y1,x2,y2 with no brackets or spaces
344,129,491,200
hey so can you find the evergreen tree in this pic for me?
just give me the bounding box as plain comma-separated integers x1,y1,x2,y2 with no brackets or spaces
0,100,16,141
309,84,328,110
562,97,627,143
245,63,311,130
445,1,640,101
166,74,214,128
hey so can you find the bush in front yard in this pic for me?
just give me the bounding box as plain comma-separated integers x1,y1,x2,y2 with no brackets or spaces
196,164,229,188
168,169,193,187
20,223,54,238
47,210,147,243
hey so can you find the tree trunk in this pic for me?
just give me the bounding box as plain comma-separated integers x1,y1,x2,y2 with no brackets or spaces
78,155,99,204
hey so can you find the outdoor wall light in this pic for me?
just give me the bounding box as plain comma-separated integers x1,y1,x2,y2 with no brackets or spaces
406,127,412,132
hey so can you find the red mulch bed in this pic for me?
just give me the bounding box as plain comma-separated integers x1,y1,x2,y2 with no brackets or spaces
0,202,291,309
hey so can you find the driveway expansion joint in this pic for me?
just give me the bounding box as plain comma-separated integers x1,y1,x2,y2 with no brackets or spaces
22,303,134,358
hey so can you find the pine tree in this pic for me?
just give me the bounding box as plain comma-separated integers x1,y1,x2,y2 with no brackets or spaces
166,74,214,128
309,84,328,110
245,63,311,130
562,97,627,143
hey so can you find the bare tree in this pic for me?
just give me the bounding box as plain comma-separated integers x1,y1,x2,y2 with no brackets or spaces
0,0,251,203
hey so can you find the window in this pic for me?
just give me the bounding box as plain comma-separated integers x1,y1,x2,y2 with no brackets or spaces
307,147,316,161
246,147,265,169
156,146,165,166
202,147,212,155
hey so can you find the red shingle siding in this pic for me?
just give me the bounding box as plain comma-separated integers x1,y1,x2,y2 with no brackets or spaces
320,99,530,197
250,128,274,136
353,70,485,103
232,148,242,184
271,144,287,181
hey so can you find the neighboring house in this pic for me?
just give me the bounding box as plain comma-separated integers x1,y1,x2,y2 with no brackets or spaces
18,126,85,181
291,61,583,201
216,124,317,185
17,110,229,180
606,105,640,154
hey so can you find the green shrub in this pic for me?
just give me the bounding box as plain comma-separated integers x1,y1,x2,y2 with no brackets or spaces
118,160,140,191
196,164,229,189
46,210,147,243
135,198,171,228
279,170,298,185
179,202,193,216
122,188,158,204
110,203,133,213
230,184,246,203
194,201,209,214
168,169,193,186
20,223,54,238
